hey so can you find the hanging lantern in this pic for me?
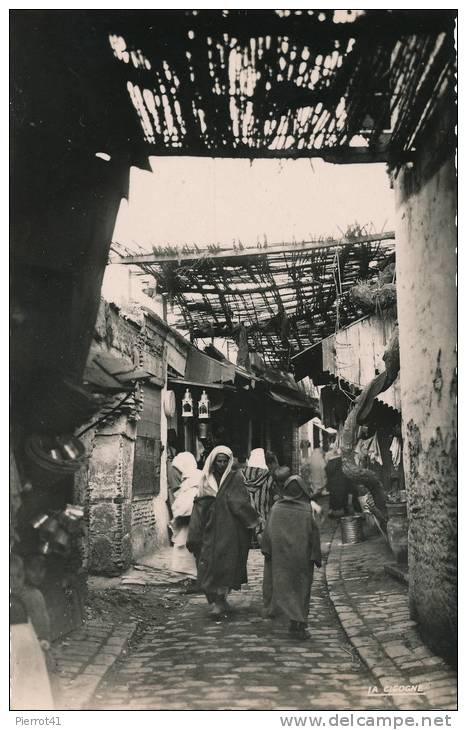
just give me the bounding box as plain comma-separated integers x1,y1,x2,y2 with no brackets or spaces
198,422,209,439
163,390,177,418
182,389,194,418
198,390,210,420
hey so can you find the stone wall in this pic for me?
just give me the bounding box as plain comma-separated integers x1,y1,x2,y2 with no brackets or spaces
87,418,136,575
394,103,456,661
77,301,182,574
131,497,158,561
73,425,98,570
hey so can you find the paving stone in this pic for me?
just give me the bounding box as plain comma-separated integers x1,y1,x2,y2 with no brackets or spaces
325,523,457,711
50,517,455,712
385,644,412,658
92,657,119,668
244,686,279,693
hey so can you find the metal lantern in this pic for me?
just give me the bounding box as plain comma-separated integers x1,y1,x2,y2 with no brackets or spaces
198,422,209,439
182,389,194,418
198,390,210,420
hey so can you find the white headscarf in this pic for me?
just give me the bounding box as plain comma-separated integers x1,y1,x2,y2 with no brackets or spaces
247,448,267,469
171,452,198,479
171,471,202,519
197,445,233,497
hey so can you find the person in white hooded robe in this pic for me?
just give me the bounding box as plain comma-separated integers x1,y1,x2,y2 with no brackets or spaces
169,452,202,578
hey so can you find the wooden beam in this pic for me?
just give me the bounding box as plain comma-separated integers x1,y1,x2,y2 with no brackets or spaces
131,144,389,164
111,231,395,265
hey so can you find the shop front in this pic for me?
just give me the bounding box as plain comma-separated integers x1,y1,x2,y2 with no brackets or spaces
167,345,317,470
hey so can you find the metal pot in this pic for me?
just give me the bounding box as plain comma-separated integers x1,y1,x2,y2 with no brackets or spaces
340,514,364,544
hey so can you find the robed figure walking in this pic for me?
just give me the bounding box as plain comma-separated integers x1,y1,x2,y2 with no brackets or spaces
261,475,322,640
187,445,260,619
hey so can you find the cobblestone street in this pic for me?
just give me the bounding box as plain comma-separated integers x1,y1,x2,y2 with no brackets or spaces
89,522,394,711
10,8,458,720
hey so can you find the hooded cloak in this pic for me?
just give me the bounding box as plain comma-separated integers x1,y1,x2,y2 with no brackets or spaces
187,445,259,594
168,451,198,507
262,475,322,623
243,448,274,539
170,452,202,577
197,445,234,497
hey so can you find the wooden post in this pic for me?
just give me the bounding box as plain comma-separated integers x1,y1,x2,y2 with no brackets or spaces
265,422,272,452
183,420,191,452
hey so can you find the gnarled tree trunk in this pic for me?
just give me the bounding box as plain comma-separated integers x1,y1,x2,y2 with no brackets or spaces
341,327,399,490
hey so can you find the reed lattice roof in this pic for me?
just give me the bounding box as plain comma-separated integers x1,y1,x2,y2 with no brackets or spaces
103,9,454,165
115,231,396,369
11,9,455,374
12,10,455,168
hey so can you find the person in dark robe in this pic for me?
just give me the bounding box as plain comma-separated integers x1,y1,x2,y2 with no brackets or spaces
271,464,291,502
187,445,260,619
325,441,352,517
265,451,282,502
243,448,275,547
261,475,322,640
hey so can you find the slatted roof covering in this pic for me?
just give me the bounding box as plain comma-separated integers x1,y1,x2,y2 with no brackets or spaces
115,231,395,369
105,9,455,163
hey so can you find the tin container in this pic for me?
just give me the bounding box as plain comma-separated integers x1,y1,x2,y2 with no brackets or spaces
340,514,364,544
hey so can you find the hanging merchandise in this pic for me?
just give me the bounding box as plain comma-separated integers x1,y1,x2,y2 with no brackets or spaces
198,390,210,420
25,433,86,486
31,504,84,556
354,436,371,466
163,390,176,418
198,422,209,439
300,439,310,459
182,389,193,417
390,436,401,467
195,436,205,462
368,433,383,466
355,433,383,467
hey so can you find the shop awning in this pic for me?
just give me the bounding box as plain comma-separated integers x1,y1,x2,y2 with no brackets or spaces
269,390,316,410
292,315,401,412
168,377,235,392
184,346,236,385
83,348,153,392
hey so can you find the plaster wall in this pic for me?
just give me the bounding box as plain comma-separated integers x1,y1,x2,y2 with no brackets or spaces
395,152,456,660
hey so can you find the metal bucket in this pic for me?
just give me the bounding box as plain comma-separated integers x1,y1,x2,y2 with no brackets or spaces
340,514,364,544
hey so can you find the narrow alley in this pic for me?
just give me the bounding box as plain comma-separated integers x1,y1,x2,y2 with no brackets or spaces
45,512,455,713
10,8,457,719
88,523,392,712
